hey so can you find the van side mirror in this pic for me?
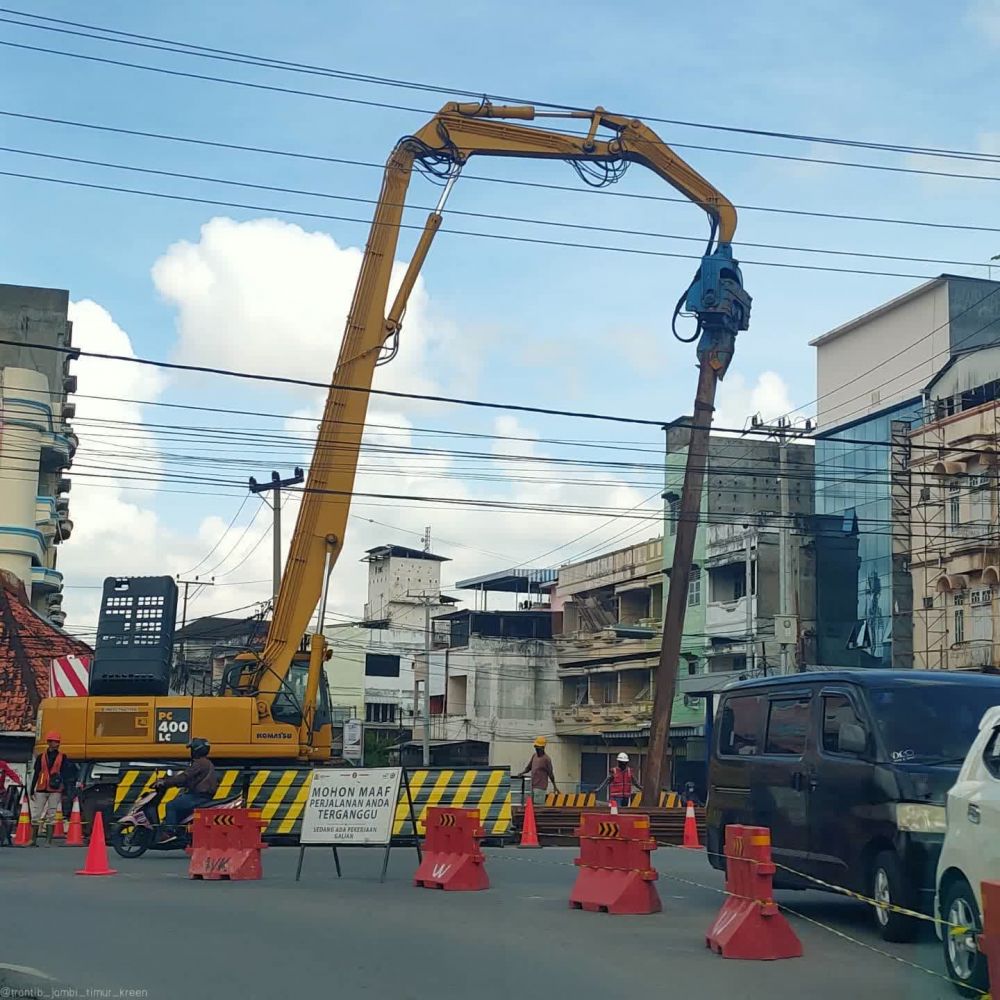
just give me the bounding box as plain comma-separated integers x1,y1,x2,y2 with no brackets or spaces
839,722,868,755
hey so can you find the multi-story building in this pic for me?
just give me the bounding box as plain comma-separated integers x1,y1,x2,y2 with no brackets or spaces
0,284,77,625
908,346,1000,670
422,598,559,772
702,514,819,675
359,544,455,753
811,274,1000,668
550,538,668,790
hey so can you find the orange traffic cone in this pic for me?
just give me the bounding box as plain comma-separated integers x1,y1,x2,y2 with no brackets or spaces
518,794,541,849
12,794,32,846
682,798,702,849
75,810,117,876
610,799,619,815
65,797,85,847
52,805,66,840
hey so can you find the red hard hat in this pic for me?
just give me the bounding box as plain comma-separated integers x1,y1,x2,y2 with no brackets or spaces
45,731,61,742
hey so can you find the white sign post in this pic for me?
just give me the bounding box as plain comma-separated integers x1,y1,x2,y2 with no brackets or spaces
343,719,363,764
295,767,419,883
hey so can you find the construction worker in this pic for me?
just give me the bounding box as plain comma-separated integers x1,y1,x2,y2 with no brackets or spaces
597,752,642,809
155,737,218,841
30,731,69,844
518,736,558,805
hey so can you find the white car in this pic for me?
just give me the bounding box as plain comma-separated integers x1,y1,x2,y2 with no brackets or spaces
936,704,1000,996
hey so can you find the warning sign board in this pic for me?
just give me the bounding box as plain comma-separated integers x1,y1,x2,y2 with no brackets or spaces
300,767,402,846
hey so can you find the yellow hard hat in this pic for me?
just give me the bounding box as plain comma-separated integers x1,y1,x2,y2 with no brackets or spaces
533,736,547,748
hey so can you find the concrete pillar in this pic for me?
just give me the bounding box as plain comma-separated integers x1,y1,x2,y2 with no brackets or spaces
0,367,49,590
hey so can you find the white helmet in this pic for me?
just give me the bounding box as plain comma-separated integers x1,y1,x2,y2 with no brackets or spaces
616,752,630,763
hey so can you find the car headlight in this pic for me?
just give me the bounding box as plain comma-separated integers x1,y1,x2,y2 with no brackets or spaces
896,802,947,834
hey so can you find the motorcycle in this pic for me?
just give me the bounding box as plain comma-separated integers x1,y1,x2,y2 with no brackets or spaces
111,784,243,858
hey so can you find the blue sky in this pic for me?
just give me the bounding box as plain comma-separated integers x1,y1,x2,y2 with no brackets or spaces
1,0,999,627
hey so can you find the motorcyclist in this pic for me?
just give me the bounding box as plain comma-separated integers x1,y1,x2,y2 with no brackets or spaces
155,737,218,841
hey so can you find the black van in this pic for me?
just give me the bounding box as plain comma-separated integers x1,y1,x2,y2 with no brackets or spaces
706,669,1000,941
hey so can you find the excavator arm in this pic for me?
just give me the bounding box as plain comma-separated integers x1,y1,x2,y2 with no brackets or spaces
241,102,752,742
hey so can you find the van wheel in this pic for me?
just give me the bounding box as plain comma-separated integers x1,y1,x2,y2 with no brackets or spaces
871,851,919,942
942,880,988,997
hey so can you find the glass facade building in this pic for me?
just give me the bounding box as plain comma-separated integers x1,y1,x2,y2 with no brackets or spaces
814,400,924,667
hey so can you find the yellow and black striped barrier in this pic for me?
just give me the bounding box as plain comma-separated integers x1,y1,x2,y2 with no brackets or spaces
110,765,512,840
392,767,511,838
544,790,681,809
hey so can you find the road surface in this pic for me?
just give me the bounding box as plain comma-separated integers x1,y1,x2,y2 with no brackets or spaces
0,842,956,999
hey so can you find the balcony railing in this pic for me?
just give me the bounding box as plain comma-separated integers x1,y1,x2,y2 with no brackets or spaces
551,700,653,732
705,596,756,637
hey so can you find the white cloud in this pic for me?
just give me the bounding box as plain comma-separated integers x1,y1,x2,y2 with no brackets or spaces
151,217,441,399
714,370,797,432
59,217,663,631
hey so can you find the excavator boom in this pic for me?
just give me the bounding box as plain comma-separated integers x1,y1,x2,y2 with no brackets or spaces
39,100,750,765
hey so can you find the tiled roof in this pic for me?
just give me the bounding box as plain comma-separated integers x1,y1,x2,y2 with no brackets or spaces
0,572,92,732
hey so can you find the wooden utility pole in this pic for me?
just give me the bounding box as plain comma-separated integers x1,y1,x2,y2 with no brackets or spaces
249,468,304,601
643,349,728,806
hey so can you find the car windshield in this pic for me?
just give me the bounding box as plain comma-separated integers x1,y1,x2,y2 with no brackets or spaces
867,684,1000,764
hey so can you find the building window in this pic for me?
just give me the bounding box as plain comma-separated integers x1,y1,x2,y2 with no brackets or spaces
365,653,401,677
603,680,616,704
954,608,965,644
949,480,962,528
365,702,397,724
687,569,701,607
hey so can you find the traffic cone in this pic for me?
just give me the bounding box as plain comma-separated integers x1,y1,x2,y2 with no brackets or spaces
75,810,117,876
65,797,85,847
12,795,32,846
518,794,541,849
52,805,66,840
610,799,619,815
682,798,702,849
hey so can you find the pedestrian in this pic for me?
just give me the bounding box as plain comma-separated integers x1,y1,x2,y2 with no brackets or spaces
30,731,69,845
518,736,558,805
598,752,641,809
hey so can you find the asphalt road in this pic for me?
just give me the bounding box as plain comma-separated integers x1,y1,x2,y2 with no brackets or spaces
0,842,956,1000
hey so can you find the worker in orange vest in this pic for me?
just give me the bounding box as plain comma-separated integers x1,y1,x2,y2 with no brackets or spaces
597,753,642,810
30,731,69,845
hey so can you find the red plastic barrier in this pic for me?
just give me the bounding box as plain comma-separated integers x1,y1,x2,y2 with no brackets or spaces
979,881,1000,990
414,807,489,891
706,825,802,960
188,808,267,881
569,813,661,915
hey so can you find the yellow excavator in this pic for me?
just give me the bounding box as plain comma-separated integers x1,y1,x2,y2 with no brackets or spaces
37,102,750,798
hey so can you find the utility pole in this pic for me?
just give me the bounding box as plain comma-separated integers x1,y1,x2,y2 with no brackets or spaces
421,525,432,767
744,521,755,674
175,575,214,691
644,345,732,806
249,468,304,602
749,415,812,674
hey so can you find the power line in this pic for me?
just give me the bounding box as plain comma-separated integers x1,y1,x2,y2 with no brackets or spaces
4,108,998,237
5,34,1000,193
0,143,988,270
4,10,1000,167
0,167,944,281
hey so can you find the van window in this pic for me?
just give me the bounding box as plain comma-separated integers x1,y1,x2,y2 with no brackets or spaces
764,697,810,756
718,695,764,757
822,694,863,754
